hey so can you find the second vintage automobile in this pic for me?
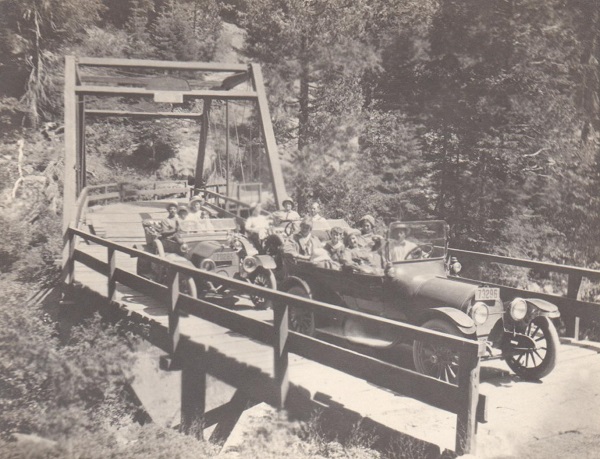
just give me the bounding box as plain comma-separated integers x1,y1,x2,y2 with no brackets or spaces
136,215,277,309
274,220,561,382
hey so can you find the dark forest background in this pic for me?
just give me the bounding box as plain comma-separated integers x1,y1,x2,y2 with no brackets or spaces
2,0,600,270
1,0,600,454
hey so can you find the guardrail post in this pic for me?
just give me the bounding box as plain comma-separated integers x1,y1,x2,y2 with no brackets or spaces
168,267,180,355
62,227,76,287
108,247,116,301
181,349,206,439
273,302,289,409
566,274,582,340
455,347,480,456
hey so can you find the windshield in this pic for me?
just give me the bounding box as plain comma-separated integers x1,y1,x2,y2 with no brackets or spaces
387,221,447,263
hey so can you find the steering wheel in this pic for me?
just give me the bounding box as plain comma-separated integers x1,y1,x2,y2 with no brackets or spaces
405,244,434,260
284,221,297,236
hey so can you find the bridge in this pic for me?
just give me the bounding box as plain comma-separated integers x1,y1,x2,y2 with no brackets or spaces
57,57,600,457
57,181,600,458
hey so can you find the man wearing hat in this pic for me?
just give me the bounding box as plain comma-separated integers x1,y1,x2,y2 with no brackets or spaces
273,197,300,223
389,226,418,261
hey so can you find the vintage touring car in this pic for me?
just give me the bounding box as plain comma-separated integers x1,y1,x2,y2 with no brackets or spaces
136,216,277,309
271,220,560,382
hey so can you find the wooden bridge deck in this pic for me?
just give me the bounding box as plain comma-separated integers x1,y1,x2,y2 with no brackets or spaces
74,201,600,457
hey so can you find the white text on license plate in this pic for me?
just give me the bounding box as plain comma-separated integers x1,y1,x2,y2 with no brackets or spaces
475,288,500,301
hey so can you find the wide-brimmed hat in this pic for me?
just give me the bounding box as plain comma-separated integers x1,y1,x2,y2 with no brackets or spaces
281,197,294,207
165,201,179,210
189,196,204,205
358,214,375,227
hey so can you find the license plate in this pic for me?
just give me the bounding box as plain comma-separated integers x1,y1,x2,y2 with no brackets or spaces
212,251,238,262
475,287,500,301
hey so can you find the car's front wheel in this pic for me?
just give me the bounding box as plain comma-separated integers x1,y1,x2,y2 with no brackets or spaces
502,316,559,380
284,284,315,336
249,268,276,310
413,318,462,384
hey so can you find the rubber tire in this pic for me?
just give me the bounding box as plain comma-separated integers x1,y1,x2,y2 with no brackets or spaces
413,318,463,384
180,276,198,298
503,316,559,380
250,268,277,310
285,284,315,336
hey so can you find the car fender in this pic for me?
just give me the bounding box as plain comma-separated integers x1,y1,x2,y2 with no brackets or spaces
164,253,195,268
279,275,312,297
254,254,278,270
523,298,560,318
423,307,477,335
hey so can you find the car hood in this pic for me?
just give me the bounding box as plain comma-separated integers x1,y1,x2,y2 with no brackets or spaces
388,260,477,310
188,240,226,258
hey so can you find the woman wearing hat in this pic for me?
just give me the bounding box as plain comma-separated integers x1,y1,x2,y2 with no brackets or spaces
273,197,300,223
357,214,382,250
186,196,205,222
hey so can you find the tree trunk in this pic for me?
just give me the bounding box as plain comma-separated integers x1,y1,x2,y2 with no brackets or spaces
298,35,310,150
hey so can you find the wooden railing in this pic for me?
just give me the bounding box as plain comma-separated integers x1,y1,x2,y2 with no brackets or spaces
86,181,190,205
449,248,600,340
64,226,486,455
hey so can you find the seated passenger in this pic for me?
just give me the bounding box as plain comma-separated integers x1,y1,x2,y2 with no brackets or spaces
324,226,345,263
186,196,205,222
159,201,181,236
389,226,418,261
357,214,382,250
273,197,301,224
245,202,272,248
309,202,326,221
342,232,382,274
177,206,190,221
156,201,185,249
283,217,322,261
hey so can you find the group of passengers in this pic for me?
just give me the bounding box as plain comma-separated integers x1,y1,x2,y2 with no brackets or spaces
148,197,213,241
268,202,387,273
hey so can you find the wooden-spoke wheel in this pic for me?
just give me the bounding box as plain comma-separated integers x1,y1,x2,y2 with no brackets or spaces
503,316,559,380
413,318,462,384
249,269,276,310
285,284,315,336
180,276,198,298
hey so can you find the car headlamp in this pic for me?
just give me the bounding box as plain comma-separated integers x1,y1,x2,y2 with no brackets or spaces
471,302,489,325
449,257,462,275
510,298,528,321
242,256,258,273
200,258,216,271
179,243,189,254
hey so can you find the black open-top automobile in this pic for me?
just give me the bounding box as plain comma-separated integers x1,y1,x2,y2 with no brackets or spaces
274,219,560,382
136,217,277,309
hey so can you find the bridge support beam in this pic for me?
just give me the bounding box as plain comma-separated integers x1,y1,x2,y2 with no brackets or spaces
566,274,582,340
180,350,207,439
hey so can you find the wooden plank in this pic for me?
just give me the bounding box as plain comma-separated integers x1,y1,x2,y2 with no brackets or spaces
450,248,600,281
180,352,206,438
76,86,258,100
63,56,78,241
88,192,121,202
86,109,203,120
473,280,600,322
108,247,116,301
77,57,247,72
273,303,289,408
566,274,583,340
455,351,480,455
